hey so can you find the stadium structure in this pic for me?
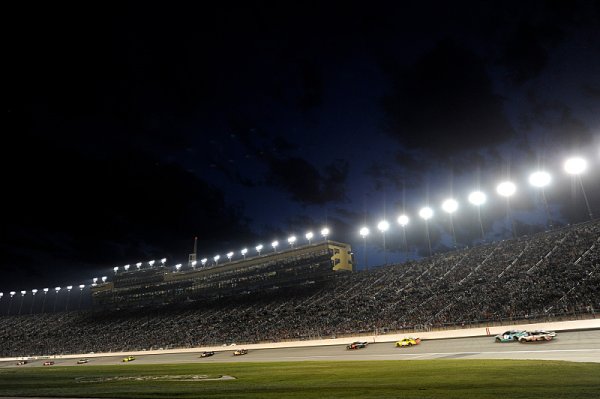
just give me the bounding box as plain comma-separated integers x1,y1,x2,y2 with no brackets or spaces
0,220,598,357
91,240,354,308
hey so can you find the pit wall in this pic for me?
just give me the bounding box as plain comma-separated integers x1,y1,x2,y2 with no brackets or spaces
4,318,600,362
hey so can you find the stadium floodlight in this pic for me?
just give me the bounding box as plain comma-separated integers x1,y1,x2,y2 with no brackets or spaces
213,255,220,265
43,288,49,293
175,263,182,271
136,262,142,268
32,289,38,295
101,276,107,283
288,236,297,248
529,171,551,188
468,191,486,206
201,258,208,266
113,266,119,274
226,251,234,262
256,244,263,255
54,287,61,293
397,214,409,227
10,291,16,297
359,227,369,237
66,286,73,291
241,248,248,259
305,232,314,245
20,290,26,296
419,207,433,220
442,198,458,214
92,278,98,285
191,260,197,267
124,264,130,271
271,240,279,252
0,293,3,299
496,181,516,197
160,258,167,264
564,157,587,175
148,260,155,267
78,285,85,290
377,220,389,232
321,228,330,239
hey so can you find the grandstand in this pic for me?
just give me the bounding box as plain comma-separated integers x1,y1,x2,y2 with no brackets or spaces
0,220,598,357
91,240,354,308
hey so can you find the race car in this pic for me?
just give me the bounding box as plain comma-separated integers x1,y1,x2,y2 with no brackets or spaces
346,341,369,350
495,330,528,342
43,361,54,366
233,349,248,356
200,351,215,358
518,330,557,343
122,356,136,362
16,360,27,365
76,359,89,364
395,337,421,347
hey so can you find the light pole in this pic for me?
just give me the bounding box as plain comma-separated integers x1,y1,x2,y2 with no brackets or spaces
18,290,26,315
201,258,208,267
271,240,279,252
8,291,16,316
419,207,434,256
564,157,592,220
41,288,49,313
241,248,248,260
227,252,234,262
256,244,263,256
321,228,330,241
377,220,390,265
529,170,552,227
359,226,369,270
468,191,486,240
65,286,73,311
175,263,182,272
78,285,85,309
397,214,409,258
213,255,220,266
497,181,517,238
53,287,61,312
442,198,459,248
30,289,38,314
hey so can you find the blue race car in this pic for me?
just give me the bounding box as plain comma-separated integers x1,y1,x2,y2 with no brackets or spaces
495,330,527,342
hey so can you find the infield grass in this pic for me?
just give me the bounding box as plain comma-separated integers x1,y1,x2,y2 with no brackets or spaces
0,360,599,398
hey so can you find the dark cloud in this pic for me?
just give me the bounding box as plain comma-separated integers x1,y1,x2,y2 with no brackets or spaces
0,126,254,291
266,157,349,205
382,39,514,158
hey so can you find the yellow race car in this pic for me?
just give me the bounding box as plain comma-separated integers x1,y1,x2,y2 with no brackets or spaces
395,337,421,347
122,356,136,362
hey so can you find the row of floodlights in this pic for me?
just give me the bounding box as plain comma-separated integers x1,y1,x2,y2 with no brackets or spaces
358,157,592,237
180,228,331,268
0,285,86,299
0,227,330,296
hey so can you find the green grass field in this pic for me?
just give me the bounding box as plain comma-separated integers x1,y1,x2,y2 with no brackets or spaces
1,360,599,398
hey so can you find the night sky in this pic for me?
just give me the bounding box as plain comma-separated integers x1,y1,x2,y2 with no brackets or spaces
3,1,600,293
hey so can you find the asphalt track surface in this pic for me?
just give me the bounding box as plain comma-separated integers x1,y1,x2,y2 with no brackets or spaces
2,330,599,368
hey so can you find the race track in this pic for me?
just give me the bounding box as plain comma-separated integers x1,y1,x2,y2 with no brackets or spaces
3,329,600,368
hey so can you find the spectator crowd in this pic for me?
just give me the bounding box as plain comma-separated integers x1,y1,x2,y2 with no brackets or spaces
1,221,598,357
